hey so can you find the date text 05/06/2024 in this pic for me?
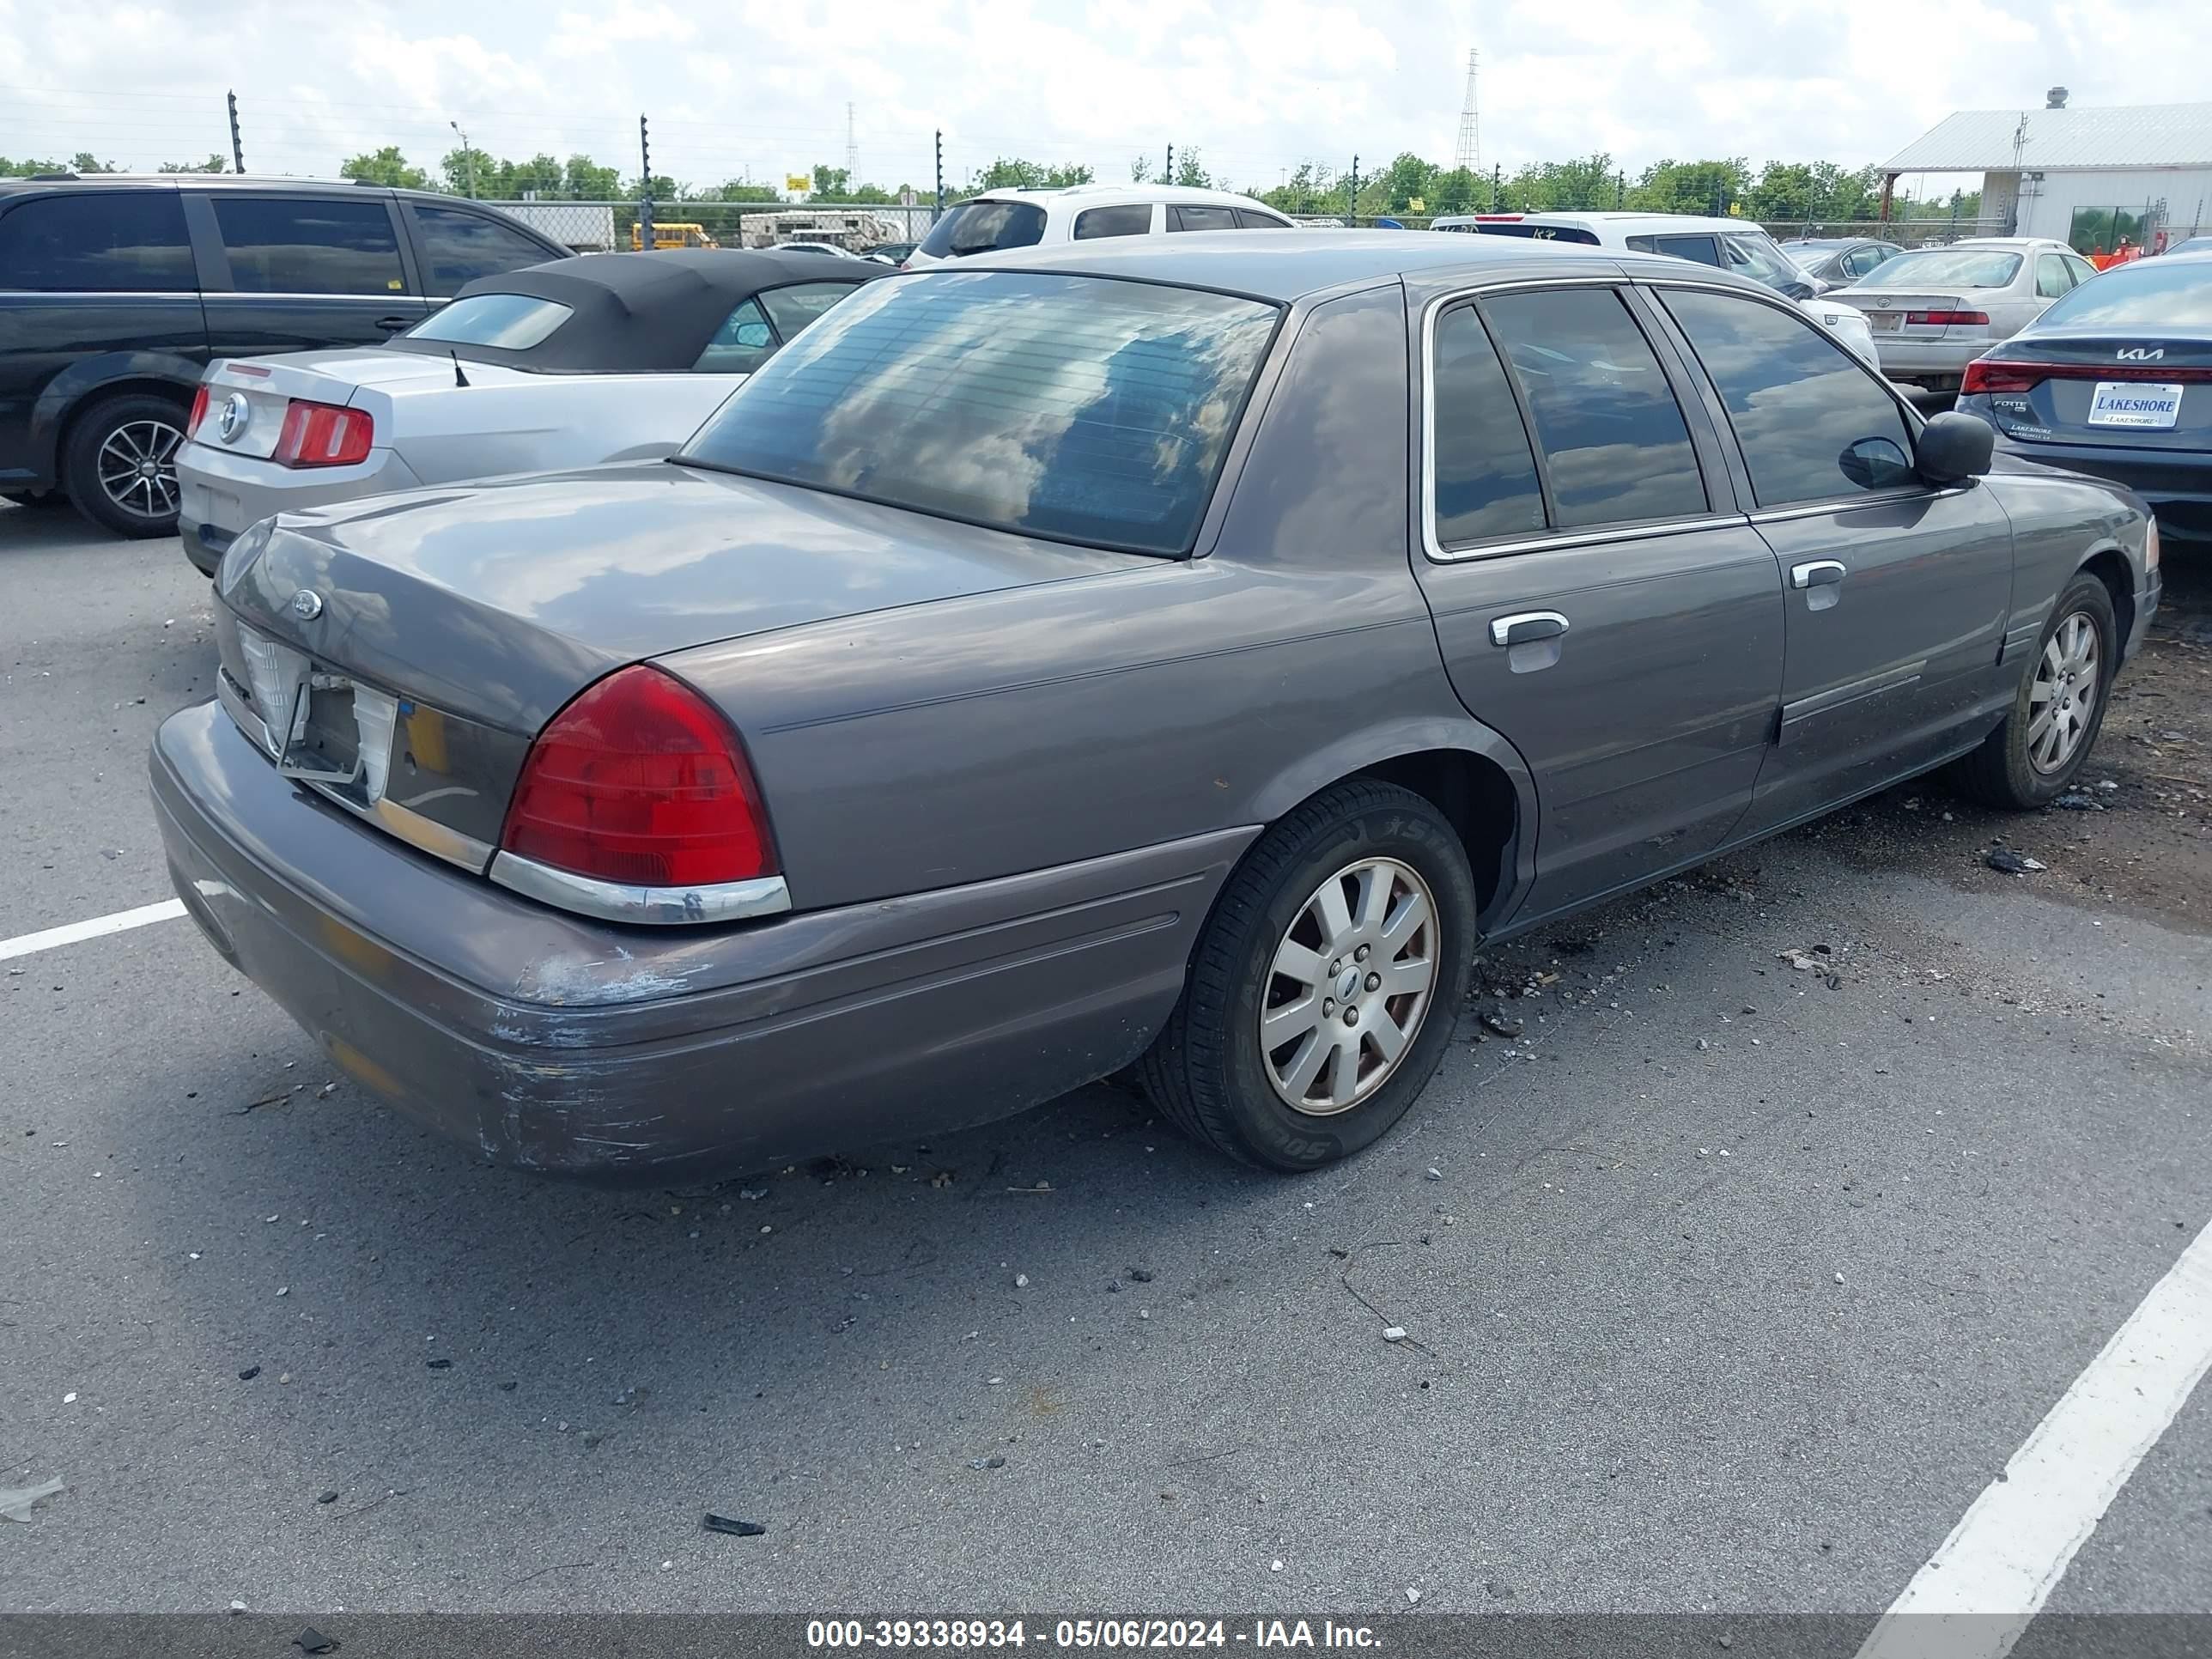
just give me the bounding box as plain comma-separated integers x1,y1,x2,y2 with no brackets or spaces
805,1620,1383,1649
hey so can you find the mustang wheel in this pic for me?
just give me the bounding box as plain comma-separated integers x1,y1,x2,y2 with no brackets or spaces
1956,572,2118,810
1139,779,1478,1170
64,393,187,538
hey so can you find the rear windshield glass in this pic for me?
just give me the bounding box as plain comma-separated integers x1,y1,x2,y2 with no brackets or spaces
2034,259,2212,328
917,199,1048,259
1873,250,2022,288
1474,222,1601,246
679,270,1280,556
404,294,572,349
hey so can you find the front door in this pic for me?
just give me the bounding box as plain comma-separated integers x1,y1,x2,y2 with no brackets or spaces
193,193,428,359
1410,283,1785,924
1647,283,2014,833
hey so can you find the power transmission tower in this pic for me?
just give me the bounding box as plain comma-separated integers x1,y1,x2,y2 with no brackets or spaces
1454,48,1480,174
846,102,858,180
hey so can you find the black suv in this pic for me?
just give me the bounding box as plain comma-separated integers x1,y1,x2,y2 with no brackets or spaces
0,175,567,537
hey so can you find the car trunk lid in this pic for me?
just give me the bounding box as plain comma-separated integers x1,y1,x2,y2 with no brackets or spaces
1837,289,1988,341
196,350,537,459
1972,329,2212,451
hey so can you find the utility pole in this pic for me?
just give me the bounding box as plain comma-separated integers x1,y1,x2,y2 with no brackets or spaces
226,90,244,173
1453,48,1480,175
638,114,653,249
449,120,476,197
1349,155,1358,222
933,129,944,216
1492,162,1501,212
845,101,858,183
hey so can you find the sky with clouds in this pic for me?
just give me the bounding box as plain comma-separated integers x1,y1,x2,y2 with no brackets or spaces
2,0,2205,196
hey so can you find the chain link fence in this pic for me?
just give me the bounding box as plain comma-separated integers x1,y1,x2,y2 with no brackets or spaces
487,199,939,253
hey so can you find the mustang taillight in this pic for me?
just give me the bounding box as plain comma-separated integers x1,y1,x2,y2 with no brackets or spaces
499,665,778,890
187,384,210,438
272,399,374,468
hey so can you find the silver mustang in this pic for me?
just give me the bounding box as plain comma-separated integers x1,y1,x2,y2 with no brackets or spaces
152,233,2160,1180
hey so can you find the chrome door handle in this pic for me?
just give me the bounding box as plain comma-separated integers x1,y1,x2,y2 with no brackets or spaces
1489,611,1570,647
1791,560,1847,589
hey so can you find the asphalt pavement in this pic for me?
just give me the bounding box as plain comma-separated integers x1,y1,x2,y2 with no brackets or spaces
3,502,2208,1620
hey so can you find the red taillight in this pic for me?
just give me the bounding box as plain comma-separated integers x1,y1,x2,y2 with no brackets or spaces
1961,360,2045,395
272,398,374,468
499,665,778,890
1905,309,1990,327
187,384,210,437
1963,360,2212,395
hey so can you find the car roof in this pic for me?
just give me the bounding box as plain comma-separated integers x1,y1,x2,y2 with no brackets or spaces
383,247,874,374
963,183,1279,213
1510,211,1761,237
0,173,492,206
1925,237,2066,250
939,227,1763,303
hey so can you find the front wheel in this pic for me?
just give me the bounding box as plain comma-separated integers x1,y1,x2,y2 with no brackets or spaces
1955,571,2118,809
1137,780,1478,1171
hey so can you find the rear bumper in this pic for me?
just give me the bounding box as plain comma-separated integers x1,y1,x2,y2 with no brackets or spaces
151,702,1243,1182
1869,337,1984,387
177,445,422,576
1990,435,2212,542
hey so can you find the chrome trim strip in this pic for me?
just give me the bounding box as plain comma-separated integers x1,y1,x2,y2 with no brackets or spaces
357,794,495,873
1747,487,1965,526
488,853,793,927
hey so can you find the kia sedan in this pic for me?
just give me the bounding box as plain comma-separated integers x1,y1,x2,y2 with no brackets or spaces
151,234,2159,1181
1959,251,2212,544
1829,238,2098,391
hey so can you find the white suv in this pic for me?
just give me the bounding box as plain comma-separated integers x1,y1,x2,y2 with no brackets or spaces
907,185,1296,265
1431,210,1881,368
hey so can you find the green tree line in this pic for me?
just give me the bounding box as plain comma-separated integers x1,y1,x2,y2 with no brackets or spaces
3,144,1978,224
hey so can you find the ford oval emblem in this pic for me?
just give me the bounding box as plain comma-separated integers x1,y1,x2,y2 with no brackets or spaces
218,392,251,443
290,589,324,621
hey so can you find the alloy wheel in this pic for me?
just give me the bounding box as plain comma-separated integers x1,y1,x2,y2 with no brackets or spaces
96,419,184,522
2027,611,2100,775
1259,857,1437,1115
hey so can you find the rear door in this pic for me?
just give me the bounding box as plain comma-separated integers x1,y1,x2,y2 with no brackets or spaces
195,191,427,358
1409,281,1784,922
1650,283,2014,833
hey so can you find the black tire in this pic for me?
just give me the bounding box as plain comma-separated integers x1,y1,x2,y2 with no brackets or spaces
1955,571,2118,809
62,392,189,538
1137,780,1479,1171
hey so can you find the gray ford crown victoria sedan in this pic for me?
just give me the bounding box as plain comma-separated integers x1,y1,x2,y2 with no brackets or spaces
151,233,2161,1180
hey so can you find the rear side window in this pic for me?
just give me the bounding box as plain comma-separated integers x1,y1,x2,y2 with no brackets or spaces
1480,288,1708,528
0,191,196,292
1429,307,1546,545
917,200,1047,259
681,270,1280,555
413,206,557,298
1662,289,1916,507
1629,234,1725,268
2035,254,2074,299
1237,210,1293,229
1170,204,1240,233
405,293,570,349
757,281,859,339
1073,204,1153,240
213,197,404,295
693,299,776,374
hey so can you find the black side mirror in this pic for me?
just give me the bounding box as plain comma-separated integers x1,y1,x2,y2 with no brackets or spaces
1916,410,1996,484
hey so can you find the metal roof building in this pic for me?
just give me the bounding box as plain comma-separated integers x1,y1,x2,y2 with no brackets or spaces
1880,94,2212,249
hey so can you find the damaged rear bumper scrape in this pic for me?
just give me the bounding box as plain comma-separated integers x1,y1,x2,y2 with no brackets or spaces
152,702,1254,1181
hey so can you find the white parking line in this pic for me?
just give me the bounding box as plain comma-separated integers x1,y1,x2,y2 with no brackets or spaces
0,899,186,963
1856,1216,2212,1659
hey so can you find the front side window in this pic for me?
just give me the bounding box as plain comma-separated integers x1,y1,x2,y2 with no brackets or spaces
1073,204,1153,240
1480,287,1708,528
757,281,860,339
681,270,1279,555
1662,289,1916,507
0,191,195,292
2036,254,2075,299
412,206,557,298
1429,306,1546,545
915,199,1047,259
404,293,571,349
1170,204,1240,233
692,298,777,374
212,197,405,295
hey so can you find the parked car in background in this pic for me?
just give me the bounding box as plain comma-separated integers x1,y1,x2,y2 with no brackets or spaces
152,232,2155,1182
1429,211,1880,368
1780,236,1904,285
177,249,871,574
771,240,862,258
2165,235,2212,257
1958,250,2212,544
0,174,566,536
906,184,1295,264
1824,238,2095,392
861,240,920,265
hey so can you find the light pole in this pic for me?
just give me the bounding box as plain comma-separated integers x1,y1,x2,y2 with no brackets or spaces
450,119,477,198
